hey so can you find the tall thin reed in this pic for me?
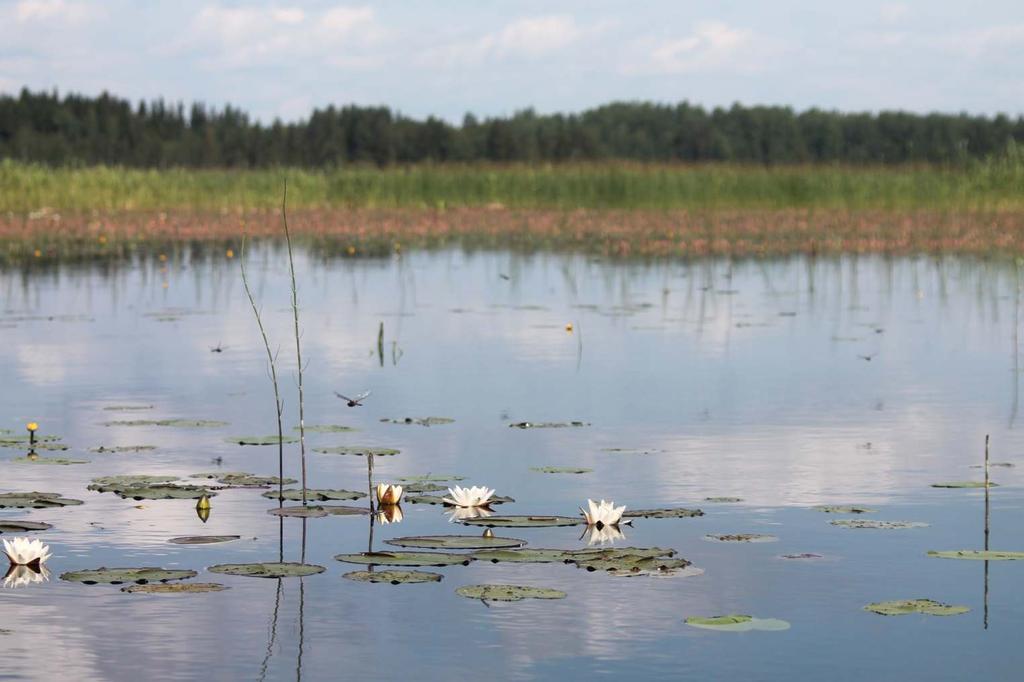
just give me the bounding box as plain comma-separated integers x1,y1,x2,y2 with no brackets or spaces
282,180,309,505
240,233,286,502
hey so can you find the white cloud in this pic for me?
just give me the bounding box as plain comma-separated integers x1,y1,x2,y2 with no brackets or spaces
624,21,759,75
879,2,910,24
15,0,90,23
949,24,1024,58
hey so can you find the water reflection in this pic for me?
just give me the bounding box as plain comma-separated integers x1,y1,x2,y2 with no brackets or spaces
3,248,1024,679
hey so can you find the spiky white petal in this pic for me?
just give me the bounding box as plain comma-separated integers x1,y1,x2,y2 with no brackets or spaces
579,499,626,527
442,485,496,508
2,537,52,566
3,564,50,588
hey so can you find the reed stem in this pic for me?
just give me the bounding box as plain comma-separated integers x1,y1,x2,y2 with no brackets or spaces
282,180,309,506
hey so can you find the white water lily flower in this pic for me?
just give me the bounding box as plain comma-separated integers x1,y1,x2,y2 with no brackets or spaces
580,499,626,529
375,483,403,505
583,523,626,546
3,563,50,589
442,485,495,508
445,505,494,523
2,537,52,566
376,505,403,525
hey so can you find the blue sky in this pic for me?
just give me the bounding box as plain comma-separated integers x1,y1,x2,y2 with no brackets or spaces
1,0,1022,122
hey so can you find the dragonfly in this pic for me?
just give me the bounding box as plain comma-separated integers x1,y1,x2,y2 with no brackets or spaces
335,390,371,407
210,342,228,353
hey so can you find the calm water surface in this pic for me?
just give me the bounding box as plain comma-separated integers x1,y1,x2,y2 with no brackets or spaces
2,247,1023,681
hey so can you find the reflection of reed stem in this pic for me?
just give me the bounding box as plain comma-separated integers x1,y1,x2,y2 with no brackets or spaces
984,434,990,630
367,452,376,556
258,579,283,682
297,516,307,682
282,181,309,506
240,234,286,504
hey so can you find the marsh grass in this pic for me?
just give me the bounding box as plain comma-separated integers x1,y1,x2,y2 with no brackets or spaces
4,156,1024,213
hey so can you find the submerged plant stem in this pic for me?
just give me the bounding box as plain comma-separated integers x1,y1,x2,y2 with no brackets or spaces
282,180,309,506
240,233,285,502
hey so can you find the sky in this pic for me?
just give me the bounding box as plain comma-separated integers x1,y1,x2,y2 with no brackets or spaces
1,0,1022,123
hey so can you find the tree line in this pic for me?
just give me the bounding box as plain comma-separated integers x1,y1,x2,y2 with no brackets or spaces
2,88,1022,167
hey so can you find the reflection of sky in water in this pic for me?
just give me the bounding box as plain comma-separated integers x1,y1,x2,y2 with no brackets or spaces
1,249,1024,679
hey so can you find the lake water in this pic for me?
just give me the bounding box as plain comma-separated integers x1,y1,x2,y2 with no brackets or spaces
2,246,1024,681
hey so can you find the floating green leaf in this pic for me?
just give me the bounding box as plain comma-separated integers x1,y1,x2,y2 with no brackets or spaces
224,435,298,446
970,462,1014,468
704,497,743,503
208,563,325,578
830,520,928,529
314,446,400,456
0,520,52,533
508,421,589,429
88,476,215,500
88,445,157,453
455,584,566,601
575,555,691,576
168,535,241,545
60,567,198,585
400,482,448,494
0,434,61,444
780,553,824,560
343,570,443,585
530,466,593,474
300,424,358,433
930,481,998,488
398,474,465,483
685,615,791,632
122,583,228,594
0,442,69,451
102,419,228,428
623,507,704,519
704,533,778,543
268,505,368,518
864,599,970,616
192,472,298,487
12,456,89,465
471,548,581,564
103,405,154,411
380,417,454,426
89,475,177,490
334,551,474,567
928,550,1024,560
813,505,877,514
460,515,583,528
0,492,83,509
262,489,365,502
385,535,526,550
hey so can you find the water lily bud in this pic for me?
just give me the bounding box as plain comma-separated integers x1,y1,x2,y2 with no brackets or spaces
26,422,38,432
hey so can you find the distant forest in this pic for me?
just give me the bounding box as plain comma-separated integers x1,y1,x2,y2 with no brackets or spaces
2,88,1023,167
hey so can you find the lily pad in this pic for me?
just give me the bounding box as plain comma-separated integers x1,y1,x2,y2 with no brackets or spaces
321,505,370,516
704,533,778,543
404,494,514,506
0,520,52,533
455,584,566,601
103,405,155,411
380,417,455,426
508,421,589,429
89,476,215,501
102,419,228,428
685,615,790,632
780,553,824,560
400,482,448,494
0,442,69,451
122,582,228,594
195,473,298,487
830,520,928,529
0,492,84,508
60,567,198,585
927,550,1024,560
88,445,157,453
385,535,526,550
343,570,443,585
12,456,89,465
930,481,998,488
0,434,61,444
530,466,593,474
224,435,298,446
704,497,743,503
208,563,325,578
471,548,582,564
575,555,691,575
267,506,328,518
88,475,177,491
334,551,474,567
168,535,241,545
864,599,970,616
398,474,465,483
261,489,365,502
314,446,400,457
813,505,877,514
623,507,704,519
460,515,583,528
300,424,358,433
